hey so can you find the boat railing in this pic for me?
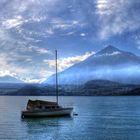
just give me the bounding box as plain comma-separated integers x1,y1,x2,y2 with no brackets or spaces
22,103,73,111
59,103,73,108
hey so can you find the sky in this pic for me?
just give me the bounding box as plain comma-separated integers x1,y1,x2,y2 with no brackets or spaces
0,0,140,83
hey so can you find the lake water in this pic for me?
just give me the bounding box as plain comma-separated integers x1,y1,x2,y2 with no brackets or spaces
0,96,140,140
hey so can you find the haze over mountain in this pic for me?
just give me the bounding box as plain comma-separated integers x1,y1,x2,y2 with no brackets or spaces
0,75,23,83
45,45,140,85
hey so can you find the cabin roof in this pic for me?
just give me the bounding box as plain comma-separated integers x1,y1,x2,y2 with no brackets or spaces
27,99,58,107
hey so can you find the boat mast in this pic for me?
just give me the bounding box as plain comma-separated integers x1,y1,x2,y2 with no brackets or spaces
55,50,58,105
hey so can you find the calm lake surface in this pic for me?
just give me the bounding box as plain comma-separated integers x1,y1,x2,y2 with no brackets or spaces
0,96,140,140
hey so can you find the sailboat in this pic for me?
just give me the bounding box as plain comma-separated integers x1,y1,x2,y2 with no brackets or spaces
21,50,73,118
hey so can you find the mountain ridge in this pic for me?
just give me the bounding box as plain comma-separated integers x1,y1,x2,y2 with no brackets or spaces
44,45,140,85
4,79,140,96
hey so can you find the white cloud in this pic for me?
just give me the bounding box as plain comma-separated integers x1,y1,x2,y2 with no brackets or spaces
44,51,95,72
0,0,70,83
0,0,139,83
97,51,121,57
45,28,54,35
24,78,42,83
96,0,140,39
51,19,84,31
133,35,140,50
136,39,140,50
0,70,16,77
28,45,51,54
0,40,51,83
2,16,27,29
66,31,75,36
80,33,86,37
96,0,112,15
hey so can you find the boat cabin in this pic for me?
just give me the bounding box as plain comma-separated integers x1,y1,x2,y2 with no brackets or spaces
26,100,60,111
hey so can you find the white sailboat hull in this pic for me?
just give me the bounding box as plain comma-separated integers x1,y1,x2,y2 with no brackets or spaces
21,108,73,118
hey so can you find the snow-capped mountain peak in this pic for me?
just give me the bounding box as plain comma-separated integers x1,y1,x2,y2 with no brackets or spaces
96,45,122,56
45,45,140,85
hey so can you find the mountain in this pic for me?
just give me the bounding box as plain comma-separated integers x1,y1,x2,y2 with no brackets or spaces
82,80,137,96
0,75,23,83
11,84,57,96
45,45,140,84
2,79,140,96
0,76,24,95
13,84,44,96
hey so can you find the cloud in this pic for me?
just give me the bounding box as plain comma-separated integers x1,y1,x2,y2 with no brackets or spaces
0,0,54,83
80,33,86,37
0,0,94,83
95,0,140,39
2,16,27,29
51,19,83,30
137,42,140,49
44,51,95,72
133,35,140,49
0,39,51,83
0,0,139,83
0,0,139,40
0,70,16,77
0,0,83,83
97,51,121,57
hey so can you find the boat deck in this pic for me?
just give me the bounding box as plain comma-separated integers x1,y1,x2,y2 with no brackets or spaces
21,107,73,118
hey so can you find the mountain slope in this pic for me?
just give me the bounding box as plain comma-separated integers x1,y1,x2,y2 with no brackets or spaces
81,80,137,96
0,75,23,83
45,45,140,84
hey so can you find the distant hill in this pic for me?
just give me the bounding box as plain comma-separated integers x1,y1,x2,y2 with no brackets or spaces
127,87,140,95
45,45,140,85
81,80,137,96
85,80,121,87
1,79,140,96
14,84,45,96
0,75,23,83
10,84,57,96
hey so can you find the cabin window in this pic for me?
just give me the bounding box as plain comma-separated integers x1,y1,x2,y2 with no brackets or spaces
39,106,42,109
45,106,49,109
